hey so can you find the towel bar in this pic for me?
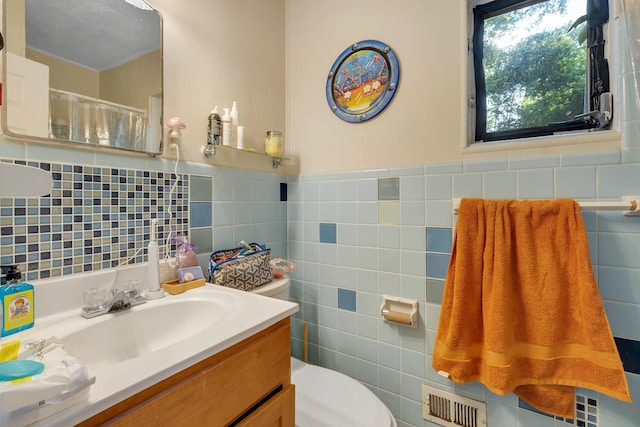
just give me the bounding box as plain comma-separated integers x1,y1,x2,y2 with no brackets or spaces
452,196,640,216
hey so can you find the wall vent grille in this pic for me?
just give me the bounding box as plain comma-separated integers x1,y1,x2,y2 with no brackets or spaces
422,385,487,427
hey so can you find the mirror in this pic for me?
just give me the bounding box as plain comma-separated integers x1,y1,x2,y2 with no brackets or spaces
2,0,163,155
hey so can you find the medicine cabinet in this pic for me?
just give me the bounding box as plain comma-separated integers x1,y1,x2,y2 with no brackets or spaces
2,0,163,156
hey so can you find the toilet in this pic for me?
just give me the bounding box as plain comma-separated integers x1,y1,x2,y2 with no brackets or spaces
250,278,398,427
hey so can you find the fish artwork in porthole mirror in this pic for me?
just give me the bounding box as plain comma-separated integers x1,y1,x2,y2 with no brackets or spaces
326,39,400,123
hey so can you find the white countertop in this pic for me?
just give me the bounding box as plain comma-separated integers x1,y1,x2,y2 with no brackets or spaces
2,264,298,426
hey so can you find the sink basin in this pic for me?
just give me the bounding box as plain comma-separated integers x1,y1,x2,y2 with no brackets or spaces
25,293,235,372
57,298,228,371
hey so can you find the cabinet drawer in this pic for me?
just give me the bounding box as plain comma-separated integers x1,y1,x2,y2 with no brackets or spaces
105,320,291,426
235,384,295,427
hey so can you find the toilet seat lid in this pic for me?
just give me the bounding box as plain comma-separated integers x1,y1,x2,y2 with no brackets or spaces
291,359,393,427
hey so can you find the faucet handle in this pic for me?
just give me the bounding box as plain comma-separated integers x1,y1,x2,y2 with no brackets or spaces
83,288,107,309
81,281,146,318
123,279,147,305
124,279,142,297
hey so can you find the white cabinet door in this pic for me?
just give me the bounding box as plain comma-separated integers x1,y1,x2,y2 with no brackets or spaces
6,52,49,138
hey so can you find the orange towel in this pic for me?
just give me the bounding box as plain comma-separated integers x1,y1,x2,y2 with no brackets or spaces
432,198,632,418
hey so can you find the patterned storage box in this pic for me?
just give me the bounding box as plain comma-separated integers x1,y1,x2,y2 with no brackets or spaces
207,243,272,291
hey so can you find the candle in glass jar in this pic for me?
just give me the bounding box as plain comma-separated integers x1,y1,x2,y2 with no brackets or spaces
265,131,283,157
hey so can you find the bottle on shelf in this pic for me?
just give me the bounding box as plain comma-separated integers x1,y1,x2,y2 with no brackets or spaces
265,131,283,157
230,101,239,147
207,106,221,145
230,102,239,125
221,108,232,146
237,126,245,150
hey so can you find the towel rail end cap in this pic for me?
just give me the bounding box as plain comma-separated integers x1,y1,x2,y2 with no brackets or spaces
623,196,640,216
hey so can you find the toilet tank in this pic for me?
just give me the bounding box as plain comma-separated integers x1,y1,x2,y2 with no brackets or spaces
249,277,290,300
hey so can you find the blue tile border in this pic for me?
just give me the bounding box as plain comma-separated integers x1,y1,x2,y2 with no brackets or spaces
425,161,463,174
190,202,212,228
519,392,597,426
560,149,621,167
280,182,288,201
426,227,452,253
338,288,357,311
378,177,400,201
319,223,337,243
463,158,508,173
508,154,560,170
426,253,450,280
615,336,640,374
518,399,554,418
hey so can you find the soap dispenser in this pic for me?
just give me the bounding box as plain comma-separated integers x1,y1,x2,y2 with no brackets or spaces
0,265,35,336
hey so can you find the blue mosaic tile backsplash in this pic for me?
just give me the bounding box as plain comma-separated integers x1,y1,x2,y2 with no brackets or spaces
0,159,189,281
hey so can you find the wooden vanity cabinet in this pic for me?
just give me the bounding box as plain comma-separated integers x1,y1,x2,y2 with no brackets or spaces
78,318,294,427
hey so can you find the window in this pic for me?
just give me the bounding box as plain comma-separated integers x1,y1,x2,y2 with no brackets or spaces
469,0,611,143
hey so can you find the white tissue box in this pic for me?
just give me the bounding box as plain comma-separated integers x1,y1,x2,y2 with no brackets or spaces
0,337,95,426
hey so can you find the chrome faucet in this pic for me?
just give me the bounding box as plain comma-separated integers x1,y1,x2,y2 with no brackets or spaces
81,286,146,319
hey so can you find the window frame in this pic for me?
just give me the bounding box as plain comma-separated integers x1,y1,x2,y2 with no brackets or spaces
469,0,611,144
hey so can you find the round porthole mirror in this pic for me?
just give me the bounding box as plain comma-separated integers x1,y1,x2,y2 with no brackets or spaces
326,40,400,123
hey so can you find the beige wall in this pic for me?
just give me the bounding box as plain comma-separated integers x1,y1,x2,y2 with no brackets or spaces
151,0,286,172
6,0,618,174
286,0,466,174
101,50,162,110
285,0,621,174
4,0,25,56
26,49,100,98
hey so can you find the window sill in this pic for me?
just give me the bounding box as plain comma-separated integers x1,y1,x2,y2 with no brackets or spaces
461,129,621,159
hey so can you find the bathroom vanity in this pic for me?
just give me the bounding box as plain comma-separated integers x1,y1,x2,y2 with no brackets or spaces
80,318,294,426
6,265,298,427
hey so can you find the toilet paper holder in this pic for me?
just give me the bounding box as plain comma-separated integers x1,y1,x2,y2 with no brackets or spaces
380,295,418,328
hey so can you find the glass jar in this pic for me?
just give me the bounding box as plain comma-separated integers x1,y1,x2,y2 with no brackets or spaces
265,131,283,157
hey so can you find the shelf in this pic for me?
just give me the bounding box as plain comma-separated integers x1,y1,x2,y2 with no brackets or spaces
200,144,287,168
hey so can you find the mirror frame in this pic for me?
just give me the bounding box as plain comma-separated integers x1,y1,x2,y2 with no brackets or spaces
1,0,164,156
